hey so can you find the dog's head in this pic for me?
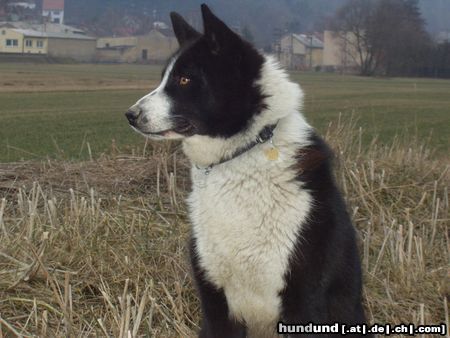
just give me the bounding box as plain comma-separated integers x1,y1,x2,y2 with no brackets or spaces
125,4,266,140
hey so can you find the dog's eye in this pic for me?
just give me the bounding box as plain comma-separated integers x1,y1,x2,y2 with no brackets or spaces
179,77,191,86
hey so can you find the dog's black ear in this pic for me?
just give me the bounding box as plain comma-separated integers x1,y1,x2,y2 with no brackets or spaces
170,12,201,46
201,4,239,53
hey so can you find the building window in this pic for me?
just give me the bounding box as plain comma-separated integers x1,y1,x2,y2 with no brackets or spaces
25,39,33,47
36,40,44,48
1,30,5,35
6,39,18,47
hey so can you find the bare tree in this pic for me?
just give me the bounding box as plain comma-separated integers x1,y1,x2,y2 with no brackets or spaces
332,0,431,76
371,0,431,76
332,0,379,75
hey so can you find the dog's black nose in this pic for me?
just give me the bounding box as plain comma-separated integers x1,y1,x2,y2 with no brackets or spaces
125,108,140,126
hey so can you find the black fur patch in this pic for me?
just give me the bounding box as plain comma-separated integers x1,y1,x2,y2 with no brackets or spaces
280,132,369,336
164,5,267,138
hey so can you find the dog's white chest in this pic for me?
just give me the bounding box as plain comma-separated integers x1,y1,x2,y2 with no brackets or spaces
188,154,311,329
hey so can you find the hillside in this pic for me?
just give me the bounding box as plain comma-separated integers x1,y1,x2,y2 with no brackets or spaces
61,0,450,46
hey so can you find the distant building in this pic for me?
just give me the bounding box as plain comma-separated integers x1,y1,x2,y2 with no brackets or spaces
1,28,49,55
279,33,323,70
96,29,178,63
42,0,64,24
0,21,85,35
4,1,37,21
0,27,96,61
436,31,450,44
7,1,36,10
153,21,169,30
323,31,361,72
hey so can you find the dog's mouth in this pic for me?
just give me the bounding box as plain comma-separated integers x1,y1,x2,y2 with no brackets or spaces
174,118,197,136
137,118,196,138
141,128,175,136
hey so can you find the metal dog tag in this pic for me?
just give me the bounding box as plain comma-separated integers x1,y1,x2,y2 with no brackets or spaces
264,147,279,161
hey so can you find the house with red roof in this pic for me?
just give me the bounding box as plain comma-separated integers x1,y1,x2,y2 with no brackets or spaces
42,0,64,24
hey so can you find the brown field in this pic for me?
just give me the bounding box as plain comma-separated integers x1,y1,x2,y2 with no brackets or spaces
0,63,158,92
0,119,448,337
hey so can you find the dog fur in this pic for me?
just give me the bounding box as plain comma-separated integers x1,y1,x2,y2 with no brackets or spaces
126,4,368,337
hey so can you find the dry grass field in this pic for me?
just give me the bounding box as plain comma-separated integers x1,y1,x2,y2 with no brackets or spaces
0,62,449,337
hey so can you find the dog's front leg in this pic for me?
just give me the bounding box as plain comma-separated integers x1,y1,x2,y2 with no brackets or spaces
190,239,246,338
197,284,246,338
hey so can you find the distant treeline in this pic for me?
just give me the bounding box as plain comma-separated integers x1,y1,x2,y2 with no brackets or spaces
415,42,450,78
333,0,450,78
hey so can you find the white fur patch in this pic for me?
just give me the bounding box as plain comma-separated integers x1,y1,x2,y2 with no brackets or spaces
184,57,313,337
132,57,177,134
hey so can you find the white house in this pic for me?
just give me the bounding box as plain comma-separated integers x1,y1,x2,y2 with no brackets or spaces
42,0,64,24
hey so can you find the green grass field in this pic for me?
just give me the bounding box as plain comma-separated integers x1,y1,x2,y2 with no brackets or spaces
0,63,449,162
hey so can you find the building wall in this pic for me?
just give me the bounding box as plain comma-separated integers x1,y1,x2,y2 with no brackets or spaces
311,48,323,68
96,31,178,63
293,39,306,55
0,29,23,53
0,29,47,54
47,38,96,61
97,36,137,49
280,35,306,55
280,52,305,70
323,30,360,68
7,2,36,10
96,36,137,62
136,30,178,61
95,48,129,63
22,36,48,54
42,9,64,24
112,46,139,63
279,34,323,70
323,31,342,67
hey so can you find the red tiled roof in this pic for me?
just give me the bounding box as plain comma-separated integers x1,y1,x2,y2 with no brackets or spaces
43,0,64,10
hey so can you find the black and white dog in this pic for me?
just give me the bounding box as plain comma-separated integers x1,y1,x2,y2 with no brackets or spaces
126,4,368,337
